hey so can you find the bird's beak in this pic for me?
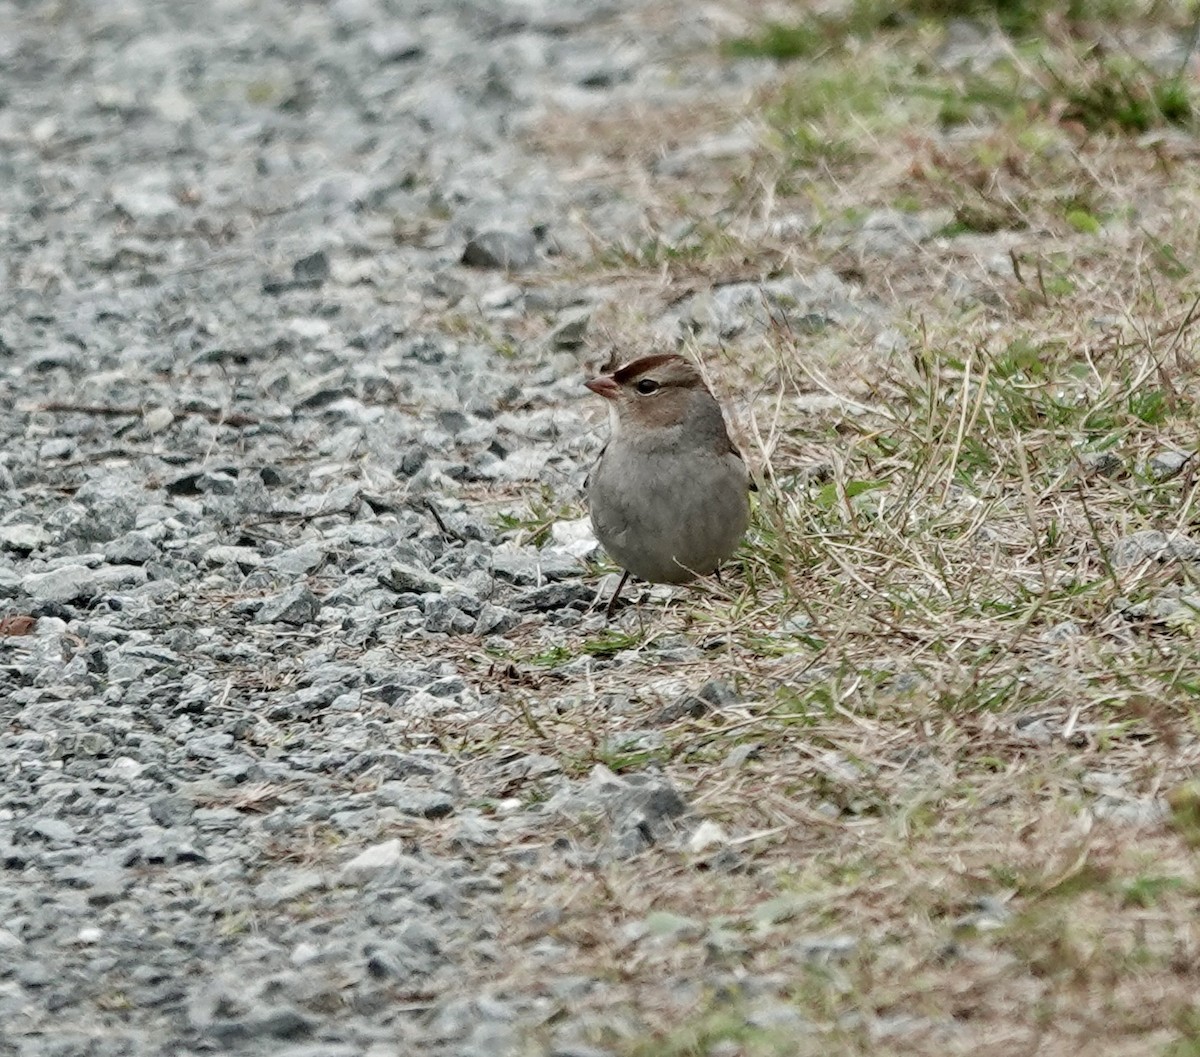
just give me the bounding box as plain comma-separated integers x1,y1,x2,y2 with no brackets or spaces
584,375,620,400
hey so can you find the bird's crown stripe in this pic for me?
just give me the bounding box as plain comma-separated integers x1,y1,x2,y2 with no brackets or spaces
611,353,684,382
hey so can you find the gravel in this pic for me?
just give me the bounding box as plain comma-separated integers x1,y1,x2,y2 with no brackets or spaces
0,0,904,1053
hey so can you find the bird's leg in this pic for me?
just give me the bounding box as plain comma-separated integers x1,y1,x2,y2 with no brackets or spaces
713,566,724,586
606,570,631,620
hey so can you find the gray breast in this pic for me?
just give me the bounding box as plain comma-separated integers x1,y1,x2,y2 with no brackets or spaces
588,445,749,584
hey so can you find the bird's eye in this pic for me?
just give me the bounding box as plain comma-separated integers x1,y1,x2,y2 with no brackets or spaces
635,378,660,395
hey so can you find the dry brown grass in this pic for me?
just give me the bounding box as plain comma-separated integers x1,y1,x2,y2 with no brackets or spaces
436,2,1200,1053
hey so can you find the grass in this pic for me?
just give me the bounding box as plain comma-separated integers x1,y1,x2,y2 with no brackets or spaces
720,0,1171,61
483,3,1200,1054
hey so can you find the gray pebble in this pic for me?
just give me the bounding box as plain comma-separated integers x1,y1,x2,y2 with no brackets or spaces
204,544,264,569
368,28,423,62
104,531,160,564
267,542,327,576
22,565,99,603
511,582,596,612
377,786,457,819
17,961,54,987
1111,529,1198,567
1149,450,1192,479
474,602,521,636
0,523,50,552
423,596,475,635
547,308,591,349
379,562,447,594
341,839,416,880
491,545,583,584
1079,450,1123,477
255,585,322,626
462,229,538,270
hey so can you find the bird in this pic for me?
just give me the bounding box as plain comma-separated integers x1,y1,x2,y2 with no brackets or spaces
583,353,752,617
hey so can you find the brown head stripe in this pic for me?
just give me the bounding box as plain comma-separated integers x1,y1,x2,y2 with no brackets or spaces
611,353,687,383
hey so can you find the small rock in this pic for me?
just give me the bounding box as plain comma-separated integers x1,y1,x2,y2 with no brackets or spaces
143,406,175,433
1149,450,1192,479
654,680,738,724
24,817,76,843
474,603,520,636
204,544,264,569
341,838,413,880
850,208,938,257
1041,620,1081,643
368,28,423,61
111,176,179,223
746,1004,812,1032
166,809,230,847
87,873,132,907
1111,530,1198,567
195,471,237,496
476,448,550,482
40,437,75,460
257,869,326,906
209,1007,315,1042
1121,591,1200,627
104,531,159,564
655,129,758,177
379,562,446,594
479,283,523,311
267,543,327,576
292,250,330,285
290,942,320,966
511,582,596,612
1079,450,1123,477
547,308,590,349
697,680,740,706
397,446,428,477
550,517,599,559
22,565,99,603
791,935,859,965
549,765,689,857
423,596,474,635
95,564,149,592
491,544,582,584
687,819,728,853
653,693,710,724
187,733,234,759
255,585,322,626
437,409,470,435
722,743,763,768
953,896,1012,931
462,229,538,270
17,961,53,987
377,786,456,819
0,524,49,552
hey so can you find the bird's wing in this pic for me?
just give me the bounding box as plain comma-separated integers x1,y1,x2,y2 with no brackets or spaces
726,436,757,492
583,442,608,491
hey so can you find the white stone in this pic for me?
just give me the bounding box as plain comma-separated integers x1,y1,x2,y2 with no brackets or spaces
687,820,729,853
341,839,406,879
143,406,174,433
549,517,598,559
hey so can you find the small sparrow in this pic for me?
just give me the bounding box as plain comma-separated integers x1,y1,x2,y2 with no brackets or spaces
584,353,752,617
